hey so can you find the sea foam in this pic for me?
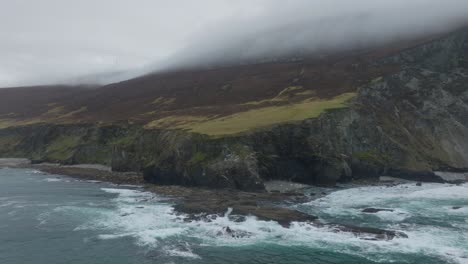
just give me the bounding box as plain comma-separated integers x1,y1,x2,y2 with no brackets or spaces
69,184,468,263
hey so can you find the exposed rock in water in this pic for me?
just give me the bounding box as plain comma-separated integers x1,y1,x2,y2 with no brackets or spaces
362,208,395,213
173,203,406,241
173,201,318,228
152,184,408,241
120,213,133,217
328,224,408,240
174,204,407,241
217,226,253,239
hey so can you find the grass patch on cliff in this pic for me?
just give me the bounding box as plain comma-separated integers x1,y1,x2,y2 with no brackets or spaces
58,107,88,119
353,150,392,164
44,106,66,115
0,106,88,129
151,97,176,106
189,151,208,165
146,115,211,129
243,86,315,106
110,134,139,146
0,119,13,129
177,92,356,136
0,118,44,129
45,135,81,161
145,92,355,135
0,135,22,152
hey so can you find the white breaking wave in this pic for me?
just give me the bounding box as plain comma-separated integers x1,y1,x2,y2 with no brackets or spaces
305,183,468,218
302,183,468,264
44,184,468,263
85,180,102,184
163,243,201,259
44,178,64,182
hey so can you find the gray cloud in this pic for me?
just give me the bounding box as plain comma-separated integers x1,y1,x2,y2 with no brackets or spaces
1,0,467,87
164,0,468,70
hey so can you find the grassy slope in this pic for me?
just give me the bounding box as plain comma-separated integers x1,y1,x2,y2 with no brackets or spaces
0,39,407,134
1,80,362,135
0,28,461,136
146,92,356,135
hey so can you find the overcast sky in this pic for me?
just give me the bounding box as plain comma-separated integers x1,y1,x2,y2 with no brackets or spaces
1,0,468,87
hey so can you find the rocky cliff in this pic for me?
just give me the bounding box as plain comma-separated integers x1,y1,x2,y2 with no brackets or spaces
0,29,467,190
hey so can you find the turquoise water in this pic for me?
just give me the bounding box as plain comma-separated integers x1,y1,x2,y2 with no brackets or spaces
0,168,467,264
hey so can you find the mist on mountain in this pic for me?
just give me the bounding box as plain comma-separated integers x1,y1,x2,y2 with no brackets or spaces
1,0,468,87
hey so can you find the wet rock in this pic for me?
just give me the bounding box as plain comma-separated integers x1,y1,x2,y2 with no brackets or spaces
120,213,133,217
175,201,318,228
164,185,314,227
416,182,422,186
362,208,395,213
386,169,445,183
217,226,253,238
228,215,247,223
328,224,408,240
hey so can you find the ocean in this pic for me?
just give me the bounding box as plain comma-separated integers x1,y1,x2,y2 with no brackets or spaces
0,168,467,264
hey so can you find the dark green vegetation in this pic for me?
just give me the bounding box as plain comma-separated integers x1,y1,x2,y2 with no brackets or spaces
1,29,467,190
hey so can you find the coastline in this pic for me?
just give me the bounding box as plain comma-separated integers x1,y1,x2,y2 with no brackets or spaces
3,158,464,241
1,158,316,225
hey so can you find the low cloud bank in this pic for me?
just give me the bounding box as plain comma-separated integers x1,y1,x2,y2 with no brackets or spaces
1,0,468,87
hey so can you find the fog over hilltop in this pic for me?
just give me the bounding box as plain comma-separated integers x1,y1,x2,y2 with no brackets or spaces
1,0,467,87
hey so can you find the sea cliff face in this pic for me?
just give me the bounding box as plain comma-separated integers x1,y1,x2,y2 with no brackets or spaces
0,29,467,190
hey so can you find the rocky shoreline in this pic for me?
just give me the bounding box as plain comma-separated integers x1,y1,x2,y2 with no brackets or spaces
0,158,421,241
2,158,465,241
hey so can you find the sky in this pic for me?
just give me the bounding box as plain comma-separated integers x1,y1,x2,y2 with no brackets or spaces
1,0,468,87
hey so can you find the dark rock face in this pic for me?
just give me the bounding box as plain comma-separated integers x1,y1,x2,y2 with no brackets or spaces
169,188,319,227
1,29,468,190
248,28,468,184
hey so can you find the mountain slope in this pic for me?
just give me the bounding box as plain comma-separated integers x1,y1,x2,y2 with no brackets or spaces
0,28,467,190
0,32,449,133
